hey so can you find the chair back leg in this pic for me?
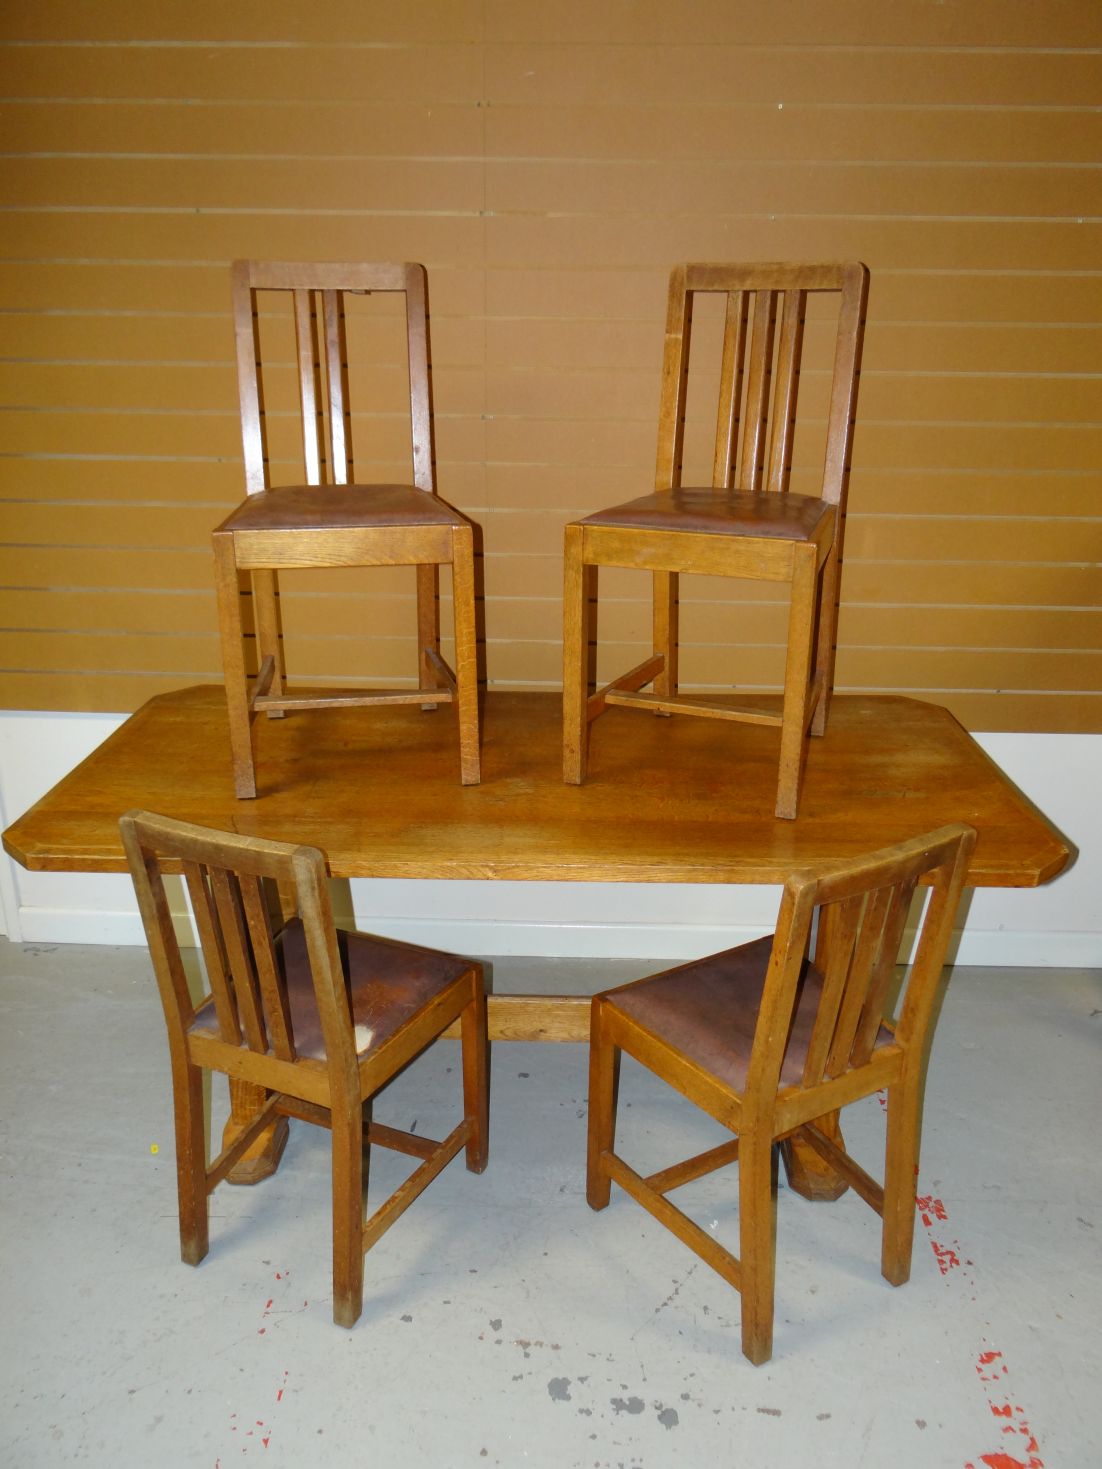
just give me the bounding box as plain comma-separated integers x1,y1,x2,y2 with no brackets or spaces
174,1054,210,1266
461,974,490,1172
331,1103,366,1329
586,1001,619,1210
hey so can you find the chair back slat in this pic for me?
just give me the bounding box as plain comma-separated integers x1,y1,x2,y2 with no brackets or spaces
182,859,240,1044
655,262,869,508
232,261,267,496
737,290,778,493
800,891,863,1086
239,873,297,1062
321,288,352,485
231,260,437,499
121,810,361,1084
127,841,196,1030
210,868,269,1054
851,877,918,1066
765,288,806,496
655,264,693,490
745,824,976,1109
711,290,748,489
292,288,323,485
822,267,869,506
403,263,436,493
821,883,900,1079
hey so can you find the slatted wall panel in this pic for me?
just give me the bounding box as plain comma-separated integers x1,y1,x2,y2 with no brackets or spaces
1,0,1098,730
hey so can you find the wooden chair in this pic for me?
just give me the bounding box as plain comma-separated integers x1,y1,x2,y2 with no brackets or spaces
564,262,869,819
120,809,488,1328
213,261,480,799
587,822,975,1364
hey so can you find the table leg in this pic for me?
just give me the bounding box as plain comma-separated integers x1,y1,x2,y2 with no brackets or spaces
780,1112,850,1201
224,1077,289,1185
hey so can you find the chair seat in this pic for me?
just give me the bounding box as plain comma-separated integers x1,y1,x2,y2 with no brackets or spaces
190,917,473,1061
216,483,470,535
578,487,834,542
603,935,891,1093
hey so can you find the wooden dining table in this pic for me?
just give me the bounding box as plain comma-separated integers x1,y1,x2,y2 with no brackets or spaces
3,684,1071,1198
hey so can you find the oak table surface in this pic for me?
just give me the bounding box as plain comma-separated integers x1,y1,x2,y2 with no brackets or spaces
2,686,1070,889
4,685,1070,1196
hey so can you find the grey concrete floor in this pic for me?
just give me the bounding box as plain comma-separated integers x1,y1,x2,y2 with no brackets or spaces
1,937,1098,1468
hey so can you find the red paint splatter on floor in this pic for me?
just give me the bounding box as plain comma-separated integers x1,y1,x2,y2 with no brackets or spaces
220,1292,294,1456
873,1092,1046,1469
916,1195,971,1276
961,1347,1045,1469
913,1195,1045,1469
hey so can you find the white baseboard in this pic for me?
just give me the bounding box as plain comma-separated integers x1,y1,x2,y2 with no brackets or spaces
2,711,1098,967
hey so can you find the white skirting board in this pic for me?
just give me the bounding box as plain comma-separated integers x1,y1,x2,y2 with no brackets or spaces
1,709,1097,966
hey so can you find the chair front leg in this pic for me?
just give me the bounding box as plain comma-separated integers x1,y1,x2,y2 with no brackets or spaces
174,1055,209,1266
652,570,679,709
450,529,481,785
811,540,840,738
881,1077,920,1286
563,524,593,784
251,567,285,717
775,545,819,819
737,1134,778,1365
417,561,442,710
586,1000,621,1210
460,971,489,1173
212,532,258,800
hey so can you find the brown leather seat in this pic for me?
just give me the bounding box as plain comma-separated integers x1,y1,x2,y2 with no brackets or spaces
189,916,475,1064
579,487,833,541
606,935,892,1094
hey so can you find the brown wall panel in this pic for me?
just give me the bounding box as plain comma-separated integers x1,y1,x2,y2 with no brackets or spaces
483,159,1094,221
846,470,1099,519
2,44,485,104
5,158,486,214
487,105,1102,167
2,102,486,158
483,0,1096,49
1,1,1098,734
0,590,215,635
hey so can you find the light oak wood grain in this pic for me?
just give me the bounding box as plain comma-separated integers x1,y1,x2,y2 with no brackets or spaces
3,688,1068,889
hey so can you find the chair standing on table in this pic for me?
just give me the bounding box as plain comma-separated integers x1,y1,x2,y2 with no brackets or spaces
121,809,489,1328
587,822,975,1363
213,261,480,799
563,262,868,819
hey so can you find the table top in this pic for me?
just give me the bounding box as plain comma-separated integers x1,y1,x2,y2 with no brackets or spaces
2,686,1071,888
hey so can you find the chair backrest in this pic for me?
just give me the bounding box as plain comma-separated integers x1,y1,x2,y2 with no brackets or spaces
745,823,975,1107
656,262,869,506
120,809,360,1083
231,259,436,497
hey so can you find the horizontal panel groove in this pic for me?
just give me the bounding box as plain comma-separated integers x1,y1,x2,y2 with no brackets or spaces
5,151,1100,173
3,39,1100,56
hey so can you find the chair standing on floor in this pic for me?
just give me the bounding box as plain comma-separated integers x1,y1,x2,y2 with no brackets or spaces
120,809,489,1328
213,261,480,799
564,262,869,819
587,822,975,1363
